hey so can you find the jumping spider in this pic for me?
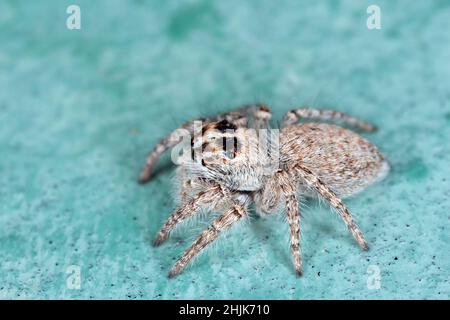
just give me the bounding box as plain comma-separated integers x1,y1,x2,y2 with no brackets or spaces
139,105,390,278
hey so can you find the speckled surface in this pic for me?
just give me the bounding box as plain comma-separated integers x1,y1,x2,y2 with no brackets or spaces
0,0,449,299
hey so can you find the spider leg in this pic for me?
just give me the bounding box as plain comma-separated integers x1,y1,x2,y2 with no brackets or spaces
138,119,204,184
245,104,272,129
278,171,303,276
215,103,272,129
176,166,195,203
168,197,248,278
153,185,224,246
282,108,376,132
252,104,272,129
180,178,193,204
295,165,369,250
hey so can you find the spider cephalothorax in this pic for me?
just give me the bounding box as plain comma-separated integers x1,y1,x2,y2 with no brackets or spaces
139,104,389,277
188,119,276,191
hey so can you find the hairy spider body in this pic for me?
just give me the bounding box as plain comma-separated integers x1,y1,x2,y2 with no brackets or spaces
139,105,389,277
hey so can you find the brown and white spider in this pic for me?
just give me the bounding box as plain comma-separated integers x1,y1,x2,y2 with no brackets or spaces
139,104,390,278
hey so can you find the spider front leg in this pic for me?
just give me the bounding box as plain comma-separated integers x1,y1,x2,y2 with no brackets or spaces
216,103,272,129
153,185,224,246
176,167,197,203
278,171,303,275
242,103,271,129
180,178,193,204
295,165,369,250
282,108,376,132
168,196,249,278
139,119,202,184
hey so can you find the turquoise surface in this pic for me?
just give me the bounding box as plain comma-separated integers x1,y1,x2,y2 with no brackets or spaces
0,0,449,299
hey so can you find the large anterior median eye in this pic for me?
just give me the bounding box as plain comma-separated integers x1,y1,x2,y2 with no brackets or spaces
222,136,238,159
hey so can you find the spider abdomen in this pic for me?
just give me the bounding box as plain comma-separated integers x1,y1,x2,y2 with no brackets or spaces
280,122,389,197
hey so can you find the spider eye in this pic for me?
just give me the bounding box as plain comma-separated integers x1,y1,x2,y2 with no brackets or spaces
190,137,195,160
222,136,239,159
215,119,237,132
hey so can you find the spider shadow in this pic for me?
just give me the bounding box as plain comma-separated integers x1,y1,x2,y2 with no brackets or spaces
247,214,293,274
248,197,359,273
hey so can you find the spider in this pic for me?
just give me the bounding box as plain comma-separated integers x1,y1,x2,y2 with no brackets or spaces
139,104,390,278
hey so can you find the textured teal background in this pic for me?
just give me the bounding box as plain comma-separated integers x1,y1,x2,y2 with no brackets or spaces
0,0,449,299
